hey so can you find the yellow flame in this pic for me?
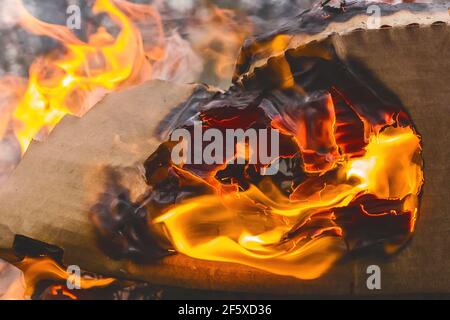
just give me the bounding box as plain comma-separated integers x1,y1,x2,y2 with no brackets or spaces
11,0,158,152
155,126,423,279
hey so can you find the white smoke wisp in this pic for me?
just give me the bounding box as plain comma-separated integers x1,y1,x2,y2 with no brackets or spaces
152,31,204,84
0,259,26,300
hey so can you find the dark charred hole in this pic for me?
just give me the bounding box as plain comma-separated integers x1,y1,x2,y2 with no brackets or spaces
88,3,425,279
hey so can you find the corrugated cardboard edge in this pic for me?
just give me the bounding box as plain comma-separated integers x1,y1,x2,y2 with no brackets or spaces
235,4,450,85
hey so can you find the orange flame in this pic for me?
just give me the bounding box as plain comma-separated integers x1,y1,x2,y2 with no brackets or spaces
15,257,115,298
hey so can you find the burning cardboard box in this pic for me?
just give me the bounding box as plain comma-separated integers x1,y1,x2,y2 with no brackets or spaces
0,2,449,297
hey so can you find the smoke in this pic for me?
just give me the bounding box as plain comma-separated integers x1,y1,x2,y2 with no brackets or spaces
0,259,26,300
152,32,204,83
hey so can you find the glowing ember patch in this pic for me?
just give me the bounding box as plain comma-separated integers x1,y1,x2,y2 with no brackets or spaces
153,127,422,279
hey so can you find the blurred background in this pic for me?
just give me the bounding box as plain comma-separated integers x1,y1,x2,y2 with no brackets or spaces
0,0,319,88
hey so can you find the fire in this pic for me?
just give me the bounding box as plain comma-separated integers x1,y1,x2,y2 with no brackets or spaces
11,0,157,152
48,285,78,300
87,58,423,280
0,0,426,290
0,0,253,297
154,126,422,279
15,257,115,298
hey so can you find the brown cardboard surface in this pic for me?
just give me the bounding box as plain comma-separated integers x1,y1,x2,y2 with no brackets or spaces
0,80,198,283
